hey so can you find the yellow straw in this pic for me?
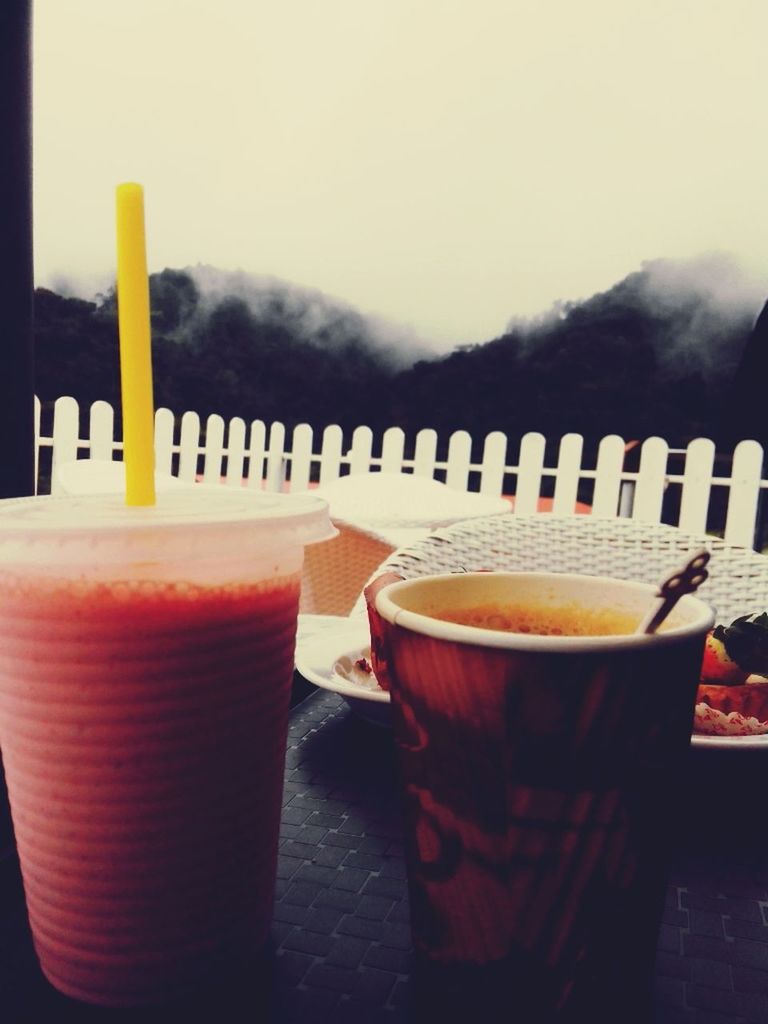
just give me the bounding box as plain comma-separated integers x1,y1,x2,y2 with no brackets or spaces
115,182,156,506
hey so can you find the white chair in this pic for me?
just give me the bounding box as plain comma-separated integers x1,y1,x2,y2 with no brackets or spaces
296,471,511,549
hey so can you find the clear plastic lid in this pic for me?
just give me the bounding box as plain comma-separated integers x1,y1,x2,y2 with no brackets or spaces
0,489,335,567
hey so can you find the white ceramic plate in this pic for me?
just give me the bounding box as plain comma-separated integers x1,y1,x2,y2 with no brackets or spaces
294,618,391,727
690,732,768,750
690,698,768,749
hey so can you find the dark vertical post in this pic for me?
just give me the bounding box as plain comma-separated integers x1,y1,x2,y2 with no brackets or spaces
0,0,35,500
0,0,34,873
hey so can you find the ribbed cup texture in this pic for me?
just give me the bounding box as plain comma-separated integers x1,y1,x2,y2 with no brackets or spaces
0,570,300,1006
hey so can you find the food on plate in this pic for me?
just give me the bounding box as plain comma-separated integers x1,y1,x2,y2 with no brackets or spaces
694,613,768,735
333,649,384,693
700,629,750,685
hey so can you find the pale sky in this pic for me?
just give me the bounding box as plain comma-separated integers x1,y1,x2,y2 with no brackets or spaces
33,0,768,349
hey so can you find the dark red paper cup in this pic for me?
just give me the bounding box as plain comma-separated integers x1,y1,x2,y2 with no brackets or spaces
374,571,713,1021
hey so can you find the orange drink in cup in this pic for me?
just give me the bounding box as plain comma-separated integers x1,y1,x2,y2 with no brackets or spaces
372,571,713,1022
0,488,332,1005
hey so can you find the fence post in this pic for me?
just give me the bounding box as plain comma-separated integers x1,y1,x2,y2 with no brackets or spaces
677,437,715,535
513,432,546,513
413,428,438,478
318,424,343,484
479,431,507,496
225,416,247,486
724,440,764,548
246,420,267,489
289,423,314,491
154,407,176,474
88,400,116,462
177,410,201,482
445,430,472,491
348,425,374,475
50,396,81,495
265,421,287,492
591,434,626,517
551,433,584,514
381,427,406,473
202,414,226,485
632,437,669,523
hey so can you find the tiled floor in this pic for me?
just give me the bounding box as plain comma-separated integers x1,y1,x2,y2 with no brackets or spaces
2,688,767,1023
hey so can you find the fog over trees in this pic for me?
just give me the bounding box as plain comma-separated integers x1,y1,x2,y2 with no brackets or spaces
34,253,767,454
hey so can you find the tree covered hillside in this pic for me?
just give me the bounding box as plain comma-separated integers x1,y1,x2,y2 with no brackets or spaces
390,255,762,445
35,270,390,434
34,255,765,450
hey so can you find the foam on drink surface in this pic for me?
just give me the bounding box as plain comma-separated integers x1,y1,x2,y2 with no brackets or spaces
431,601,640,636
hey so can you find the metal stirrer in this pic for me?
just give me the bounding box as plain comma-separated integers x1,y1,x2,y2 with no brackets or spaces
636,550,711,635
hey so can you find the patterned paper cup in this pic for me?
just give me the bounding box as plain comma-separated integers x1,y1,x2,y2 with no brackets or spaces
0,490,333,1007
374,571,714,1021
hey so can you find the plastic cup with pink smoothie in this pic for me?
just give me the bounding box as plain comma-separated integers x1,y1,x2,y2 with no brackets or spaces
0,487,333,1007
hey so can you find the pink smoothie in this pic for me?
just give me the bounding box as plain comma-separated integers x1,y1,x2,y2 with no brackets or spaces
0,568,301,1006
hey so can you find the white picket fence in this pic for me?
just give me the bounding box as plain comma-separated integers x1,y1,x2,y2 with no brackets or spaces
34,395,768,549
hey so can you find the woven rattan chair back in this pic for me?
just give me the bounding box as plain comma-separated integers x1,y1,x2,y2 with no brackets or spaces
357,515,768,624
300,521,397,616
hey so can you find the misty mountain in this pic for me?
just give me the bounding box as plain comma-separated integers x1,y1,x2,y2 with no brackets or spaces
181,265,436,371
33,254,767,450
386,253,766,444
38,269,402,431
507,253,766,373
